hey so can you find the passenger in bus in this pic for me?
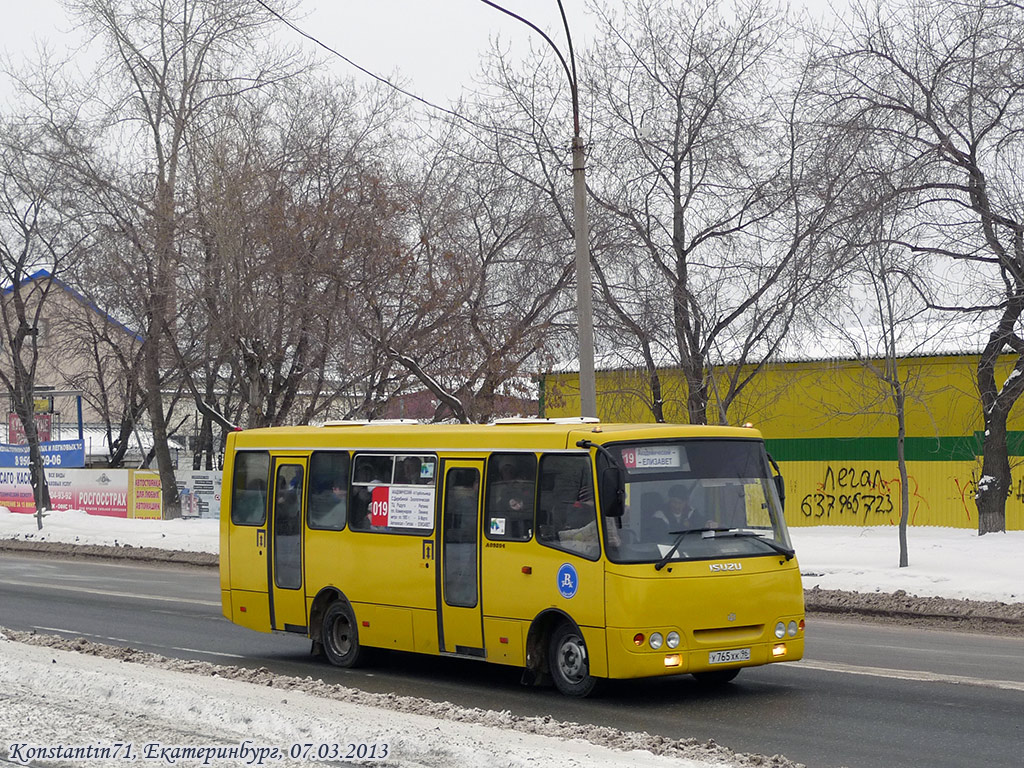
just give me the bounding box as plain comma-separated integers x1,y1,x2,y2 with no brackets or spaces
275,475,301,535
396,456,422,485
491,460,534,538
349,465,375,530
446,472,479,542
234,478,267,524
309,478,346,529
556,509,599,558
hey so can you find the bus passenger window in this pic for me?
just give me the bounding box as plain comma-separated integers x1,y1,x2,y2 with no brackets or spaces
349,455,394,531
308,452,350,530
231,451,269,526
485,453,536,541
537,454,599,560
395,455,437,485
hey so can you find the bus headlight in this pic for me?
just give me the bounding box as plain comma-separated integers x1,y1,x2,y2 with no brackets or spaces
787,621,799,637
774,621,786,639
649,632,664,650
666,631,680,649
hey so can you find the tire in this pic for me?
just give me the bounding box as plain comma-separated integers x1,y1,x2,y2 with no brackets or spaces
321,600,364,668
548,622,599,697
691,668,740,686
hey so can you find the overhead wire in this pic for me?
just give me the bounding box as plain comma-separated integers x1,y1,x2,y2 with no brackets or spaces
250,0,556,144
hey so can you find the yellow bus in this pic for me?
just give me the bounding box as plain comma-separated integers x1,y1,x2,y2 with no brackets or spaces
219,419,804,696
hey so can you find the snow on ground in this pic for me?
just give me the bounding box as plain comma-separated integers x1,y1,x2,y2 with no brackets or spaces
0,634,727,768
0,507,219,553
1,507,1021,767
1,506,1021,603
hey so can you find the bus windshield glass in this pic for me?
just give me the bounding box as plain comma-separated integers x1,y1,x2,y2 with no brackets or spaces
601,439,792,565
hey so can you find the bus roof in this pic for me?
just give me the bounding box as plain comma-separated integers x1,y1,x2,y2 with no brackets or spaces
228,421,765,453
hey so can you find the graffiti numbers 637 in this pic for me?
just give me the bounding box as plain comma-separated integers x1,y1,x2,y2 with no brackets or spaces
800,492,894,518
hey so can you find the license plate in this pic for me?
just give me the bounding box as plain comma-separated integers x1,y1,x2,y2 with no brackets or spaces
709,648,750,665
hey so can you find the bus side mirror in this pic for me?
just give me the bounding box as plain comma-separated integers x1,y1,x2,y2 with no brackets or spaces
767,452,785,511
773,475,786,510
599,467,625,518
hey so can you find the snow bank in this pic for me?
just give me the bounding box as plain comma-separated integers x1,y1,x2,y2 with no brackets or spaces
0,632,744,768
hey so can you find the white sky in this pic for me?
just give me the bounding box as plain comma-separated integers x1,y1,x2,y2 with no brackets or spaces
3,1,848,107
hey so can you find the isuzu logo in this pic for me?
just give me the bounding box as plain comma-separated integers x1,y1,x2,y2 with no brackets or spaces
709,562,743,572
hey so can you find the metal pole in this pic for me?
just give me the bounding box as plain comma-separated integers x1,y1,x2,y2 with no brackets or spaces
572,135,597,418
476,2,597,418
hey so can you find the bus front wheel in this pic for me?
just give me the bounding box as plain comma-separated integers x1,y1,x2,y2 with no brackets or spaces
548,622,598,697
322,600,364,668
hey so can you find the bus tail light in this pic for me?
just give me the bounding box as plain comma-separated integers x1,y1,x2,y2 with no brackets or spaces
664,654,681,667
772,643,787,658
633,633,645,646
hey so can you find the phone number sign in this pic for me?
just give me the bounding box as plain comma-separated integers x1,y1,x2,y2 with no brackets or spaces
0,440,86,469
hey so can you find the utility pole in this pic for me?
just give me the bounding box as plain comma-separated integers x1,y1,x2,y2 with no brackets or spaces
480,0,597,418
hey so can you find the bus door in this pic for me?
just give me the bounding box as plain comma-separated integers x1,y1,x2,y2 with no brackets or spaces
269,457,308,633
438,459,485,655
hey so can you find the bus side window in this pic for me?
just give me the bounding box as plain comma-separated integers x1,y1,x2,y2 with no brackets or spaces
349,455,394,531
231,451,269,526
537,454,599,560
308,451,350,531
396,455,436,485
485,453,536,541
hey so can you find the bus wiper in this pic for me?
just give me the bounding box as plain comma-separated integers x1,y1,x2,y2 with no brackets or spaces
654,528,728,571
715,530,796,560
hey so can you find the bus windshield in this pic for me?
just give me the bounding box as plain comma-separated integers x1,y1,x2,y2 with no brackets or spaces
600,439,793,565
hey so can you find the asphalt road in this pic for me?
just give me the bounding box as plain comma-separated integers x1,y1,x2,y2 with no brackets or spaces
1,552,1021,768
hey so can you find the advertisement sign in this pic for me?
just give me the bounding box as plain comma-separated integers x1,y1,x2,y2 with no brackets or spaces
130,471,162,519
0,468,131,517
0,468,35,513
0,440,85,469
6,413,52,444
174,470,222,519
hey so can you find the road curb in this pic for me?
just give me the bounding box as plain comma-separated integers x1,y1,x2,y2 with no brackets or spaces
0,538,218,567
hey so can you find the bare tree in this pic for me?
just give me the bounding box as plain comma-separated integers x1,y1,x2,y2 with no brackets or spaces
362,117,574,423
822,177,958,566
15,0,306,515
474,0,853,424
0,118,87,525
184,77,413,429
820,0,1024,533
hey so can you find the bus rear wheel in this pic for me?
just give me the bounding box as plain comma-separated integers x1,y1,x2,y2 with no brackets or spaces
322,600,364,668
548,622,598,697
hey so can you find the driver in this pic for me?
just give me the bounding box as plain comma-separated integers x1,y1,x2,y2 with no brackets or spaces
653,484,698,535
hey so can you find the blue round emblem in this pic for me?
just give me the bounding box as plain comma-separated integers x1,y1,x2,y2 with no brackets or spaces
557,563,579,599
